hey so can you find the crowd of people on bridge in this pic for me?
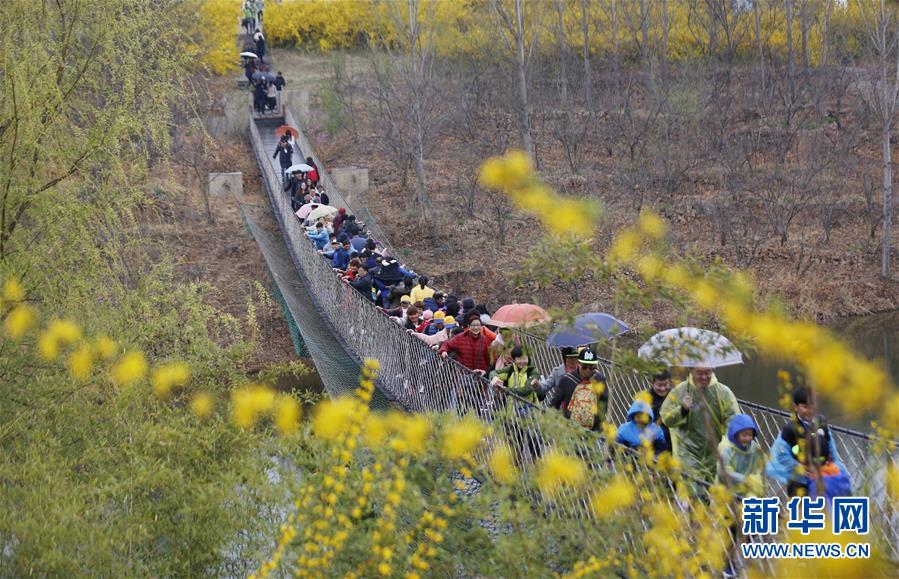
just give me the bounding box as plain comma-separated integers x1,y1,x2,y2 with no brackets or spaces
241,2,286,115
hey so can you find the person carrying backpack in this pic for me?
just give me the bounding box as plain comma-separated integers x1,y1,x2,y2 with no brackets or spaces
546,347,608,431
765,386,850,501
489,346,541,404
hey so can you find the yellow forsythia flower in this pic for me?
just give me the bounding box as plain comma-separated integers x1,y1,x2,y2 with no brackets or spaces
691,281,718,309
591,475,636,519
536,451,585,494
191,392,214,419
363,413,388,446
312,396,357,439
47,319,81,344
38,319,82,360
478,150,532,190
274,395,301,435
488,445,518,484
38,332,60,361
636,254,664,279
93,335,118,359
67,344,95,381
4,304,36,340
441,417,484,460
396,414,430,455
609,229,641,263
363,358,381,372
111,351,148,386
151,361,191,399
637,211,666,238
634,390,653,405
2,278,25,302
601,422,618,441
232,384,277,428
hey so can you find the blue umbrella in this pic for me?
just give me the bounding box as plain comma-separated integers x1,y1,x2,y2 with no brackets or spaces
546,313,629,347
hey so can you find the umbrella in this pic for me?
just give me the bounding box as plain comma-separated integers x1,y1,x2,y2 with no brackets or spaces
488,304,550,328
286,163,314,174
546,313,629,347
637,327,743,368
295,203,322,221
240,51,258,59
252,71,276,83
306,204,339,223
275,125,299,139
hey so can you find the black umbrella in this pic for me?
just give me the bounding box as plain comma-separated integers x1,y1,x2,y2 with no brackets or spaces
251,71,276,83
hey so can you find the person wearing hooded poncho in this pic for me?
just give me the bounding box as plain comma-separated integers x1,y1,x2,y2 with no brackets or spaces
615,399,667,454
716,414,765,497
660,367,740,483
765,386,850,501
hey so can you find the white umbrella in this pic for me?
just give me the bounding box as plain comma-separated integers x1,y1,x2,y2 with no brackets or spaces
305,204,338,222
240,51,258,59
286,163,314,173
637,327,743,368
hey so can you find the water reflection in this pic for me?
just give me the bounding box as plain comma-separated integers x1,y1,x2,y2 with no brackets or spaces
717,311,899,432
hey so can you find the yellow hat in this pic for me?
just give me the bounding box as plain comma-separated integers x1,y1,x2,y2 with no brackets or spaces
433,311,446,320
443,316,457,327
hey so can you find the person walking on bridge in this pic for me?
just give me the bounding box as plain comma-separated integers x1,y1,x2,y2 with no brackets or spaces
273,137,293,180
242,2,255,34
538,347,579,403
660,367,739,484
439,313,494,375
254,29,266,63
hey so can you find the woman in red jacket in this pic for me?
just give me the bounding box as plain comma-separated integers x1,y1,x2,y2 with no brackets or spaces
438,313,494,375
304,156,320,186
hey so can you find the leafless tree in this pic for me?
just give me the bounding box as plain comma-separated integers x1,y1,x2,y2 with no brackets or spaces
371,0,444,217
490,0,544,159
326,53,360,141
857,0,899,277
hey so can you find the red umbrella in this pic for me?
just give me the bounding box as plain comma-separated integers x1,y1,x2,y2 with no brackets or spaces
275,125,299,139
488,304,550,328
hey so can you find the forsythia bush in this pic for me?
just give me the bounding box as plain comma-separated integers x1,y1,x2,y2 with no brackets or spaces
195,0,243,74
263,0,872,64
266,0,380,51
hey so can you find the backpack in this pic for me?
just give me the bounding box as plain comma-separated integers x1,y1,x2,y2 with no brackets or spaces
568,382,598,429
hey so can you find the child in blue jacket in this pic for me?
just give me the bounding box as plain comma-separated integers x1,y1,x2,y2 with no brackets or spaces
615,399,667,454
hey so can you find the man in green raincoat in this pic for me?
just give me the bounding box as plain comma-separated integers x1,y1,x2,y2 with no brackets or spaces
660,367,740,484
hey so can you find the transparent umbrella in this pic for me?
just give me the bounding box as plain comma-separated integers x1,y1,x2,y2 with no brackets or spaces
637,327,743,368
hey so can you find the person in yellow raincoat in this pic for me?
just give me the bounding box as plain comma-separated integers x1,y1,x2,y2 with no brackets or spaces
660,367,740,483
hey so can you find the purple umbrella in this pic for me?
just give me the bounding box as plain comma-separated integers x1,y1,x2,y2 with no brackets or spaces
546,313,629,348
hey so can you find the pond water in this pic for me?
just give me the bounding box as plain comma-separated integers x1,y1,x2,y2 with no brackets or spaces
716,311,899,432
